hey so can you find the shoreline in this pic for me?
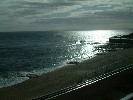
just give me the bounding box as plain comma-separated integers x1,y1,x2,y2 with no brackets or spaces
0,48,132,100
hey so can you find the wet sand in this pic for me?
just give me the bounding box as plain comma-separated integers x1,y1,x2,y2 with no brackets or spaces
0,48,132,100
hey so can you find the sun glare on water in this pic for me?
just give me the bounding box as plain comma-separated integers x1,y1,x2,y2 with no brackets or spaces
74,30,114,59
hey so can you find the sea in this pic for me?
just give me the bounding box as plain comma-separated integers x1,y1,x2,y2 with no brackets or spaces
0,30,132,88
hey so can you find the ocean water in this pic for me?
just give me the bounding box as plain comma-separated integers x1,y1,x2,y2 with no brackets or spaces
0,30,132,88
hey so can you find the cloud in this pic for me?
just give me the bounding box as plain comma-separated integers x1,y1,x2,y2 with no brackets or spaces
0,0,133,31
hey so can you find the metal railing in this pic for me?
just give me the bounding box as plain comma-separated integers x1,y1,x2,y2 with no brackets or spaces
33,59,132,100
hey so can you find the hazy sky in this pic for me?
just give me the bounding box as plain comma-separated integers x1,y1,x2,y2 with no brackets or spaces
0,0,133,31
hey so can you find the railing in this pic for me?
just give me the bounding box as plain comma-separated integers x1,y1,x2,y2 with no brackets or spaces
33,59,132,100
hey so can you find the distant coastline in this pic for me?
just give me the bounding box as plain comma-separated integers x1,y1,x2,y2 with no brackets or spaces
109,32,133,43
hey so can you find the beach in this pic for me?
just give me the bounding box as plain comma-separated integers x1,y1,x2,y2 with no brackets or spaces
0,48,132,100
54,64,133,100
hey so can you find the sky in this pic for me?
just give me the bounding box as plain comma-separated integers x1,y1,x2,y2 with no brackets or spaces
0,0,133,31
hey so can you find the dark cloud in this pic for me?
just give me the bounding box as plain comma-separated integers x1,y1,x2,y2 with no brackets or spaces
8,2,77,17
0,0,133,31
